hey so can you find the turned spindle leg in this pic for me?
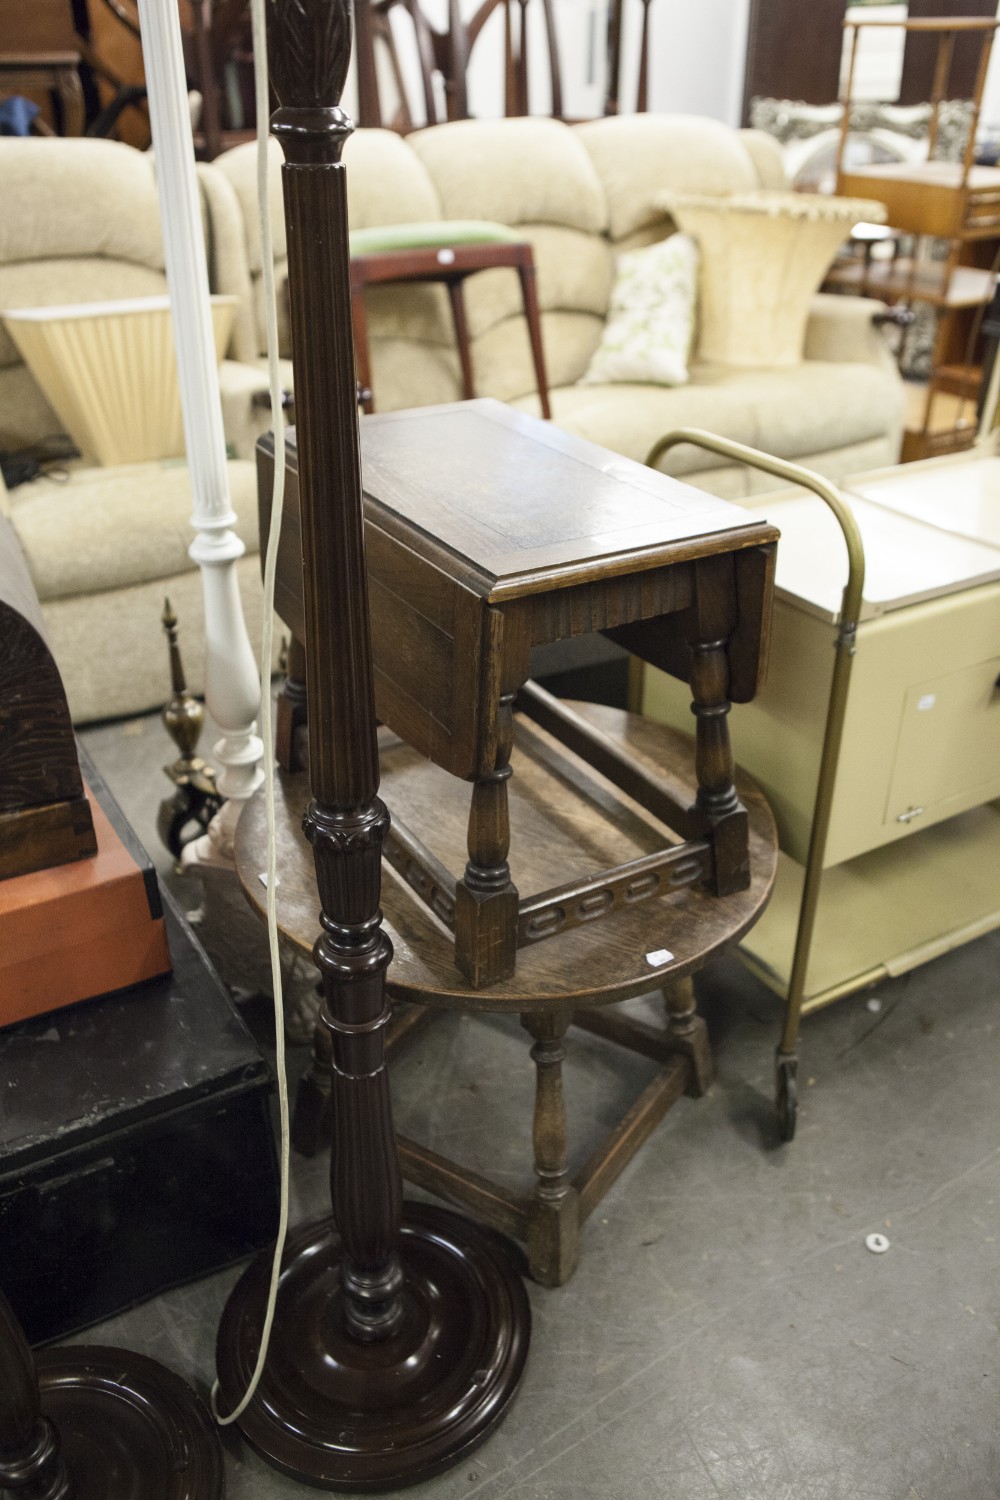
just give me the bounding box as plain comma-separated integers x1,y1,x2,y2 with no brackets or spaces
455,690,519,986
688,559,749,896
663,975,714,1096
0,1293,69,1500
522,1009,579,1286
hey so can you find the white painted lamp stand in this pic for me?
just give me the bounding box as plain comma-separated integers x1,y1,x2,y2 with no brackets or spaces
137,0,263,868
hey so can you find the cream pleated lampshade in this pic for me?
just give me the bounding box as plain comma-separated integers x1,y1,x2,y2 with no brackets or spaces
3,295,236,466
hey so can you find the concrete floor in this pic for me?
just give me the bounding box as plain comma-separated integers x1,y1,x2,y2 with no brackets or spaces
71,709,1000,1500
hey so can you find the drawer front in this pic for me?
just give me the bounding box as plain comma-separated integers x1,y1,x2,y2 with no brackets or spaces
886,655,1000,826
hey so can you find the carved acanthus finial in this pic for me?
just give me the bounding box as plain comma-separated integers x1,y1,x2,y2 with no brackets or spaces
266,0,353,110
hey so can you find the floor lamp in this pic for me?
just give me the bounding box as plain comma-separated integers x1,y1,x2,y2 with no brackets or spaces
213,0,531,1488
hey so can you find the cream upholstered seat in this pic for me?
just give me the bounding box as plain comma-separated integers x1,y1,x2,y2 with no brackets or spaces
206,112,905,499
0,137,269,723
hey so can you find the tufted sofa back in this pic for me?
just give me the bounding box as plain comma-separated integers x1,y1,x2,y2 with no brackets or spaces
0,117,788,454
206,113,785,413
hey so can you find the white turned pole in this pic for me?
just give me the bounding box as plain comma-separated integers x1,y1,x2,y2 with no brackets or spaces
137,0,263,865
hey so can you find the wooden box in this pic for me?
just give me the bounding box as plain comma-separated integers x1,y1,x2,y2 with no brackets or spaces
0,779,172,1026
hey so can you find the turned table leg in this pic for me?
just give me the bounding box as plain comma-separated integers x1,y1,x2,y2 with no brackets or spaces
454,689,519,986
663,975,714,1095
521,1008,579,1286
688,558,750,896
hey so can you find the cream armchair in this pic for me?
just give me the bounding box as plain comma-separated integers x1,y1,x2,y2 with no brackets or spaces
0,136,269,723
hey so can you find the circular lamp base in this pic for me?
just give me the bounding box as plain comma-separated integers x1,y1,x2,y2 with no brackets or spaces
215,1202,531,1491
35,1346,224,1498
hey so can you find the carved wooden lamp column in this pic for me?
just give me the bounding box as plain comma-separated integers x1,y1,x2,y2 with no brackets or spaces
214,1,530,1488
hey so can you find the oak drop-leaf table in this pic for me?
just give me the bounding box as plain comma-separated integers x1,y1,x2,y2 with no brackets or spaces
244,400,780,1284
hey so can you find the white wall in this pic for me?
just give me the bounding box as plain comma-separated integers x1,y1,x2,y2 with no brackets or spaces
979,1,1000,130
350,0,753,128
643,0,751,125
346,1,1000,133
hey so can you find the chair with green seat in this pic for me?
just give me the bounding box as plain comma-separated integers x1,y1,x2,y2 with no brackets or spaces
348,219,552,417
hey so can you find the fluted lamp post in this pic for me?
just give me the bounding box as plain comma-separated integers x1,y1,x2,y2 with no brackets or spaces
213,0,531,1487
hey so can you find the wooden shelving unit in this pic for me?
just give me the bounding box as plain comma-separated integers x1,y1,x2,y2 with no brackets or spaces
836,15,1000,462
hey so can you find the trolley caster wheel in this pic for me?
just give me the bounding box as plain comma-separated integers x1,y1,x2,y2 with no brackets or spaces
776,1054,798,1142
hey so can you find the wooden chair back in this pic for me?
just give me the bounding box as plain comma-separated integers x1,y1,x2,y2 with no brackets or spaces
354,0,563,130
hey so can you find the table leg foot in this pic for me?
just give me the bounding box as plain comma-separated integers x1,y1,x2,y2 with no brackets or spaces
664,976,714,1095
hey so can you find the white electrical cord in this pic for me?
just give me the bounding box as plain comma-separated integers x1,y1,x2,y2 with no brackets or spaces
211,0,291,1425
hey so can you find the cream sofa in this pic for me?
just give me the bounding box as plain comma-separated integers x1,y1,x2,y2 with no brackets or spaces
0,117,904,723
0,138,269,724
207,112,904,499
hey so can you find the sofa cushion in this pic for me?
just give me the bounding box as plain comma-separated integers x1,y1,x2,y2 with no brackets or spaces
0,139,163,271
44,553,270,725
410,117,607,235
659,189,885,367
710,359,904,461
517,379,765,473
514,360,903,474
582,234,699,387
737,128,789,190
574,115,762,243
440,225,612,345
10,459,259,602
368,310,603,413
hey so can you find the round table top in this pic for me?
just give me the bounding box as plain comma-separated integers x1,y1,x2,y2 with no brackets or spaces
236,703,777,1015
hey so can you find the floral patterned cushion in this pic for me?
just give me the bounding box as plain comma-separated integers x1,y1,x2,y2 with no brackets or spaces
580,233,698,387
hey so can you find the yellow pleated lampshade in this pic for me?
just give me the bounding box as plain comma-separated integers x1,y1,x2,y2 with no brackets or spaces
3,295,236,466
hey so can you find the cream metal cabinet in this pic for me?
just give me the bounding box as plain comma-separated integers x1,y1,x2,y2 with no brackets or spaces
642,451,1000,1014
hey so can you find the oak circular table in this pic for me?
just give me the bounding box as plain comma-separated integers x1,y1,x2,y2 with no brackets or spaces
236,705,778,1290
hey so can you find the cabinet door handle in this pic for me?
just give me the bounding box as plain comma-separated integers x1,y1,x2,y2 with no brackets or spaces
897,806,925,824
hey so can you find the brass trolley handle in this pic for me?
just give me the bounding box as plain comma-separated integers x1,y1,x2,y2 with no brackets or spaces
645,427,868,1138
